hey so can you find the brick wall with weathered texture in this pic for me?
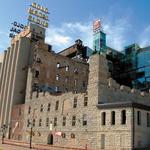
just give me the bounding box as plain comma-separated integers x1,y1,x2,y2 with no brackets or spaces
22,53,150,150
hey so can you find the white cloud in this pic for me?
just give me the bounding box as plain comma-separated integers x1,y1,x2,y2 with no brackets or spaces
103,18,130,50
45,18,131,52
45,22,93,52
46,26,72,50
139,26,150,48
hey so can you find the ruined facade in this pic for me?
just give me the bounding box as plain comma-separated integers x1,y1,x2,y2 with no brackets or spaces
0,23,150,150
22,54,150,150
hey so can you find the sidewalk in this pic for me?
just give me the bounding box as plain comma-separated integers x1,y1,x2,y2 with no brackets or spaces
0,143,31,150
1,139,89,150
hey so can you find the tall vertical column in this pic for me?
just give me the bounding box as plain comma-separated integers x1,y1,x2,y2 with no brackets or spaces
0,51,7,91
3,44,15,124
3,41,19,129
4,38,30,137
0,48,10,127
0,51,7,124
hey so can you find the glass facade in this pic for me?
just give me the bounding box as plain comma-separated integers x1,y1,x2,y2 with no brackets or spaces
92,27,150,92
93,31,106,53
135,48,150,91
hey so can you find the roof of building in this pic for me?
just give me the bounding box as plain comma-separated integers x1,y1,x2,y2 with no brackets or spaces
97,101,150,111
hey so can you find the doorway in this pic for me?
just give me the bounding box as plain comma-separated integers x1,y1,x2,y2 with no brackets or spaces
47,134,53,145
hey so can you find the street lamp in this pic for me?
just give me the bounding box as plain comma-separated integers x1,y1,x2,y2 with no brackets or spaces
1,124,7,144
29,122,33,149
29,108,37,149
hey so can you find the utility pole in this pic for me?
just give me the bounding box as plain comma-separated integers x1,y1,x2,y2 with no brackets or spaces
29,124,33,149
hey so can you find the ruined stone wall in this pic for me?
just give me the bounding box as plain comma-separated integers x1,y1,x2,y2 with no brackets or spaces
22,53,150,150
29,48,89,95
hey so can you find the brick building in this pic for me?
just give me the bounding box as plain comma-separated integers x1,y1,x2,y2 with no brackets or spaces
22,53,150,150
0,22,150,150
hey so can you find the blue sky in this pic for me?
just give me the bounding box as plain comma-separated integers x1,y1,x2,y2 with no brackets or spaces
0,0,150,53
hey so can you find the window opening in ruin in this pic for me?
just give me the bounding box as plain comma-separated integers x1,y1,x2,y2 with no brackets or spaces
83,114,87,126
73,97,77,108
84,97,88,106
57,63,60,68
35,70,39,78
55,101,59,110
101,112,106,125
111,111,115,125
62,116,66,126
137,111,141,125
72,116,76,126
54,117,57,126
121,110,126,124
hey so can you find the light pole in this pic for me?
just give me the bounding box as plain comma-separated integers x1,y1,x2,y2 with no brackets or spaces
29,108,37,149
1,124,7,144
29,123,33,149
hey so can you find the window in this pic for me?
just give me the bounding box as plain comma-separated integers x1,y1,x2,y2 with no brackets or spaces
39,119,42,127
47,103,51,111
73,97,77,108
74,79,77,86
57,63,60,68
55,101,59,110
65,88,68,92
74,90,77,94
28,106,31,114
72,116,76,126
19,108,21,116
121,110,126,124
36,58,41,63
27,119,30,127
56,74,60,81
35,70,39,78
65,77,68,83
84,97,88,106
46,70,50,78
74,68,78,74
54,117,57,127
137,111,141,125
101,112,106,125
62,116,66,126
55,86,59,92
147,113,150,127
101,134,105,149
71,133,75,138
46,118,49,127
83,81,86,88
83,114,87,126
33,119,35,127
62,133,66,138
33,83,38,92
111,111,115,125
40,104,43,112
66,66,69,71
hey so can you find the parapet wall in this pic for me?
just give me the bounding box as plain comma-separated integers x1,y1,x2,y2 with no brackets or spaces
88,54,150,106
26,53,150,107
